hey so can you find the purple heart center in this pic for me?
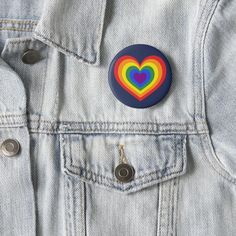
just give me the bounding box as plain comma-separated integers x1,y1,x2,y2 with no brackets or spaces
133,72,147,84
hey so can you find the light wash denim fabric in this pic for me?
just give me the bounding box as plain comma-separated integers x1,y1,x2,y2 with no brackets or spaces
0,0,235,235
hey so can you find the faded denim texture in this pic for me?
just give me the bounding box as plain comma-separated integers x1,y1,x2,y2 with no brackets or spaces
0,0,235,235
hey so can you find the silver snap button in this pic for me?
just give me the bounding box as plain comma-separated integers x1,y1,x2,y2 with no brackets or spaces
22,49,41,64
1,139,20,157
115,163,135,183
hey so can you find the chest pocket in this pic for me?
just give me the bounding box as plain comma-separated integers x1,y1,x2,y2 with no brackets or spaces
60,133,187,236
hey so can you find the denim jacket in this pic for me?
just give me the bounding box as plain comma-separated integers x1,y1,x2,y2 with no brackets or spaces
0,0,235,235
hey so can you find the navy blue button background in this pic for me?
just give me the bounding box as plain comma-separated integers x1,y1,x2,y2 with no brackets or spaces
108,44,172,108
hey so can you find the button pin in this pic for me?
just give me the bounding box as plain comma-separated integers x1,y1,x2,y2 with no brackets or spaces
108,44,172,108
1,139,20,157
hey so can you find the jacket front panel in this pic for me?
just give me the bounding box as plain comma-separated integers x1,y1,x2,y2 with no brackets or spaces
0,0,235,235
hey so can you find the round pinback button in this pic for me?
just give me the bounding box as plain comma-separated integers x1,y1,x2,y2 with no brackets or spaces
108,44,172,108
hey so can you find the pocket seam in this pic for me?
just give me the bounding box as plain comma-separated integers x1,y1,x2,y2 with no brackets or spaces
70,134,179,181
65,135,184,180
62,134,187,192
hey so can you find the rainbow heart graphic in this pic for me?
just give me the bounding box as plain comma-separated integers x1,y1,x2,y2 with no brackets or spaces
114,55,166,101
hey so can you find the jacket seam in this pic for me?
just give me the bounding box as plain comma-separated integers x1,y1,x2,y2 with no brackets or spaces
201,0,221,120
200,134,236,184
0,28,34,32
0,19,37,24
33,32,97,65
199,0,236,184
193,0,220,121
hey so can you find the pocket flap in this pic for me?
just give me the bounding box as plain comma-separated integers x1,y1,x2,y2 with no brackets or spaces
61,134,187,193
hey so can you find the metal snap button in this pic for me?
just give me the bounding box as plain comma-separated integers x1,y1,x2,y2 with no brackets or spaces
21,49,41,64
1,139,20,157
115,163,135,183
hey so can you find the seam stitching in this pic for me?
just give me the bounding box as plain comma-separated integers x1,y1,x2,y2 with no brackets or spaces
65,135,184,184
33,32,97,65
0,28,34,32
200,0,220,119
0,19,37,24
201,134,236,184
158,183,163,236
38,46,49,128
